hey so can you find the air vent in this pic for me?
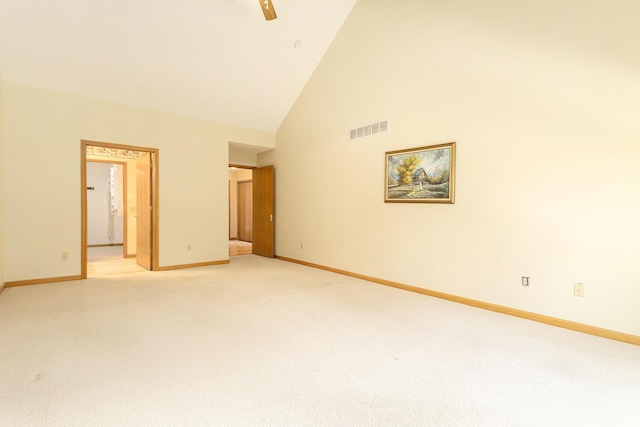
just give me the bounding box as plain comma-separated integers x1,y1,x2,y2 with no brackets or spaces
349,119,389,141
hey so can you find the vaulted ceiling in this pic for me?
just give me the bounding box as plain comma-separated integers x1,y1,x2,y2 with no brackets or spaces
0,0,358,133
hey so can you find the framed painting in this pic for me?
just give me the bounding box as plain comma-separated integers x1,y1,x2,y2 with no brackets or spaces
385,142,456,203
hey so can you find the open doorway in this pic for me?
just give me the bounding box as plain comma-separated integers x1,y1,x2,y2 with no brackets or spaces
81,140,159,278
229,165,253,256
228,164,275,258
85,160,144,276
228,142,275,258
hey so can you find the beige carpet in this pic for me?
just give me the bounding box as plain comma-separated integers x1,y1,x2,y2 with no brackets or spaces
1,255,639,426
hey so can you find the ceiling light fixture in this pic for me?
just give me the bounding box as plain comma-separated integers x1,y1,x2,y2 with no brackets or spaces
259,0,277,21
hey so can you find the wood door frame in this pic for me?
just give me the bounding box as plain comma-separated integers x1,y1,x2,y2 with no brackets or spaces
86,159,129,256
81,140,160,279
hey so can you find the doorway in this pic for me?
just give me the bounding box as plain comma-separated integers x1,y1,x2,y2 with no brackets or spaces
229,166,253,256
85,160,142,276
81,140,159,278
228,163,275,258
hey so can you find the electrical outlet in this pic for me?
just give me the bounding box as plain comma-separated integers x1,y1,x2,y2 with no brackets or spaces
61,252,68,261
186,244,192,251
521,276,530,287
300,243,304,249
574,282,585,297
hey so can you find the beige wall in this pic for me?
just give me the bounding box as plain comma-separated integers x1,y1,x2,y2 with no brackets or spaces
271,0,640,335
229,148,258,167
0,75,4,286
228,169,253,239
2,82,274,281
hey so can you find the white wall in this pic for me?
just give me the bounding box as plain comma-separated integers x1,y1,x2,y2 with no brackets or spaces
2,81,274,281
86,162,124,246
271,0,640,335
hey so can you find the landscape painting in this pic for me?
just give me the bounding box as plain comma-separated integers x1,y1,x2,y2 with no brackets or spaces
385,142,456,203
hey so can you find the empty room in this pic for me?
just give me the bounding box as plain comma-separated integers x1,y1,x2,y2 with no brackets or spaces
1,0,639,425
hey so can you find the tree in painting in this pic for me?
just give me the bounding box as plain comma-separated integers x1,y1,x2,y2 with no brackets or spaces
396,154,420,185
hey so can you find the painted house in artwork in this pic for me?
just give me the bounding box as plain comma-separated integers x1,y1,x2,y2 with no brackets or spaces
412,167,427,183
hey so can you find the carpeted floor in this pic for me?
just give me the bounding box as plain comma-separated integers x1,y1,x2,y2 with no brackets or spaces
1,255,639,426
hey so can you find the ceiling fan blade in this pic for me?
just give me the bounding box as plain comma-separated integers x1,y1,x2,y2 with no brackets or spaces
259,0,277,21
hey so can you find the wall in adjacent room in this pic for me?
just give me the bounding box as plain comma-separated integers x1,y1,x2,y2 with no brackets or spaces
86,162,124,246
2,82,274,280
271,0,640,335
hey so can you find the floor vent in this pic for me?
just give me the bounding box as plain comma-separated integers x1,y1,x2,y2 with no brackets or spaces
349,119,389,141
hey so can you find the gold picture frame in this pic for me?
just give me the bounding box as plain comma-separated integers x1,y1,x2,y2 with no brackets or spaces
385,142,456,203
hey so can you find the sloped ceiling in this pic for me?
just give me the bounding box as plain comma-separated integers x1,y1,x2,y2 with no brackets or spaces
0,0,357,133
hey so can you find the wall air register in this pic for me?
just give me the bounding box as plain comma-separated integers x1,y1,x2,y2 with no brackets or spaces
349,119,389,141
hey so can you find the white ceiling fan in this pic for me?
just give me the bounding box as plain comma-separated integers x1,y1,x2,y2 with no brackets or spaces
259,0,277,21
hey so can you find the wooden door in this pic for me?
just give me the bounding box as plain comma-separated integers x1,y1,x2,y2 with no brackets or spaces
252,165,275,258
238,181,253,242
136,153,152,269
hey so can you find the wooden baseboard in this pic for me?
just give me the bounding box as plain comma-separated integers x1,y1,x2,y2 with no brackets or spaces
5,275,83,288
125,254,136,259
276,256,640,347
88,243,124,247
155,260,230,271
7,260,229,287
